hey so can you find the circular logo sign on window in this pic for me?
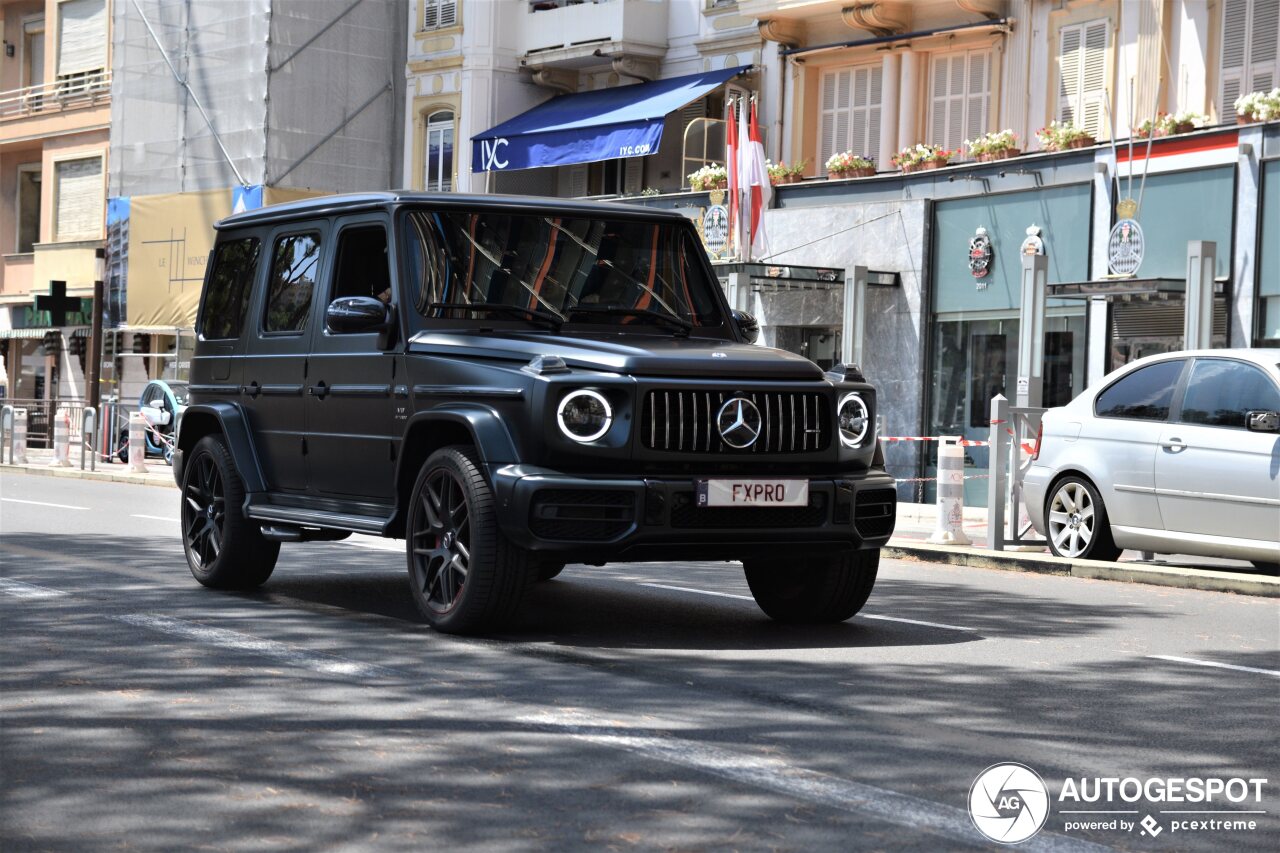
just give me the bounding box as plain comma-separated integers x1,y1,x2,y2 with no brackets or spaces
1107,218,1145,276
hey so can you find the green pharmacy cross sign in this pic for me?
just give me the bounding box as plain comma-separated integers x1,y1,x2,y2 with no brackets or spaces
32,281,90,326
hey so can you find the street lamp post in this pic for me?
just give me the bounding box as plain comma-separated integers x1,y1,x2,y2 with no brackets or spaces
87,248,106,414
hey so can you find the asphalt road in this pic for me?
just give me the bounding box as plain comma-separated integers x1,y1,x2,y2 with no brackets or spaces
2,473,1277,852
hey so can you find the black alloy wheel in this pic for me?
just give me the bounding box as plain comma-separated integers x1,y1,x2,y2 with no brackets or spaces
183,449,225,571
410,463,474,615
181,435,279,589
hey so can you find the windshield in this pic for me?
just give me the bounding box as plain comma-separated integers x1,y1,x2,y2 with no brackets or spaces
402,209,725,331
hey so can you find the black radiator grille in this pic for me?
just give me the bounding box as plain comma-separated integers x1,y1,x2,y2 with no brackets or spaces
640,390,831,453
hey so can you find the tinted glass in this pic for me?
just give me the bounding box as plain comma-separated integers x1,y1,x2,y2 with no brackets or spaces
1095,359,1184,420
199,237,260,339
331,225,391,307
264,233,321,333
403,209,724,328
1180,359,1280,428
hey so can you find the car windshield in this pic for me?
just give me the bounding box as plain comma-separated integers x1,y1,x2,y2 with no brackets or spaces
167,382,189,405
402,208,724,331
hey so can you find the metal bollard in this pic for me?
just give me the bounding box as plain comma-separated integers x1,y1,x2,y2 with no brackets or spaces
1,404,12,464
49,407,73,467
926,436,972,546
81,407,97,472
127,412,149,473
11,408,29,464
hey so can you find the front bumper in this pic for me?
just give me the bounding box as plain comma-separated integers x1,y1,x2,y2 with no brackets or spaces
490,464,897,563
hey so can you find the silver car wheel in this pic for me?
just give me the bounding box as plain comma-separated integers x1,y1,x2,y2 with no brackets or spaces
1048,481,1096,558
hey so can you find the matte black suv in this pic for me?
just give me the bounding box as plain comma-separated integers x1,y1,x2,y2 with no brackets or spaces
175,192,896,633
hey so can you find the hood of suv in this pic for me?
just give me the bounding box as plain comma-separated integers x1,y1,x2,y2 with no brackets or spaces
407,331,825,380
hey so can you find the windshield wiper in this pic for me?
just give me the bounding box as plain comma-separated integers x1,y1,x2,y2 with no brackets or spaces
428,301,563,331
566,306,692,336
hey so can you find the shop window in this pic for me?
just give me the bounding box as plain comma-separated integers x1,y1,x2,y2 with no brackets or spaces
199,238,261,340
424,110,454,192
1219,0,1280,119
1179,359,1280,428
929,49,990,153
1056,18,1109,140
264,233,321,334
54,156,103,241
331,225,391,308
819,64,882,168
16,165,41,253
1094,359,1185,421
422,0,457,30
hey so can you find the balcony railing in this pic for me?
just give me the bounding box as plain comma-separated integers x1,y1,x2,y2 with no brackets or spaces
0,70,111,121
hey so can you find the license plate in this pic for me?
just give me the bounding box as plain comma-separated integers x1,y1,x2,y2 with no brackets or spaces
696,479,809,507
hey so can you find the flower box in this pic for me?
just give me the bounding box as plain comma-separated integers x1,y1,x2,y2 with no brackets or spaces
1067,136,1096,149
828,167,875,179
976,149,1021,162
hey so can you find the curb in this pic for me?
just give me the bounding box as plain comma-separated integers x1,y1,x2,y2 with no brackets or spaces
1,462,177,489
886,541,1280,598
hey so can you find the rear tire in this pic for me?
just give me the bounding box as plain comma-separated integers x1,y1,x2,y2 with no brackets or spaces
744,550,879,623
406,445,533,634
1045,476,1121,561
181,434,279,589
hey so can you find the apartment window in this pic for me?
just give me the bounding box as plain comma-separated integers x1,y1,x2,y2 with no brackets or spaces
54,156,103,241
423,0,457,30
929,49,991,152
16,165,41,253
56,0,106,87
1057,19,1109,139
1219,0,1280,117
424,110,454,191
819,64,882,168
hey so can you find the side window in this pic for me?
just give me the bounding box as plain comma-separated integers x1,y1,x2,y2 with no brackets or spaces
1095,359,1184,421
198,237,260,340
263,232,321,334
331,224,392,312
1179,360,1280,429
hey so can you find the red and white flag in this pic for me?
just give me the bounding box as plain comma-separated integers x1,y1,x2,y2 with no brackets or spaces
736,99,751,260
747,98,771,259
725,97,739,255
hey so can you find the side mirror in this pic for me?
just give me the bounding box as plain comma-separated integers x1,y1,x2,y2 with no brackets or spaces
140,405,170,427
1245,410,1280,433
326,296,391,334
731,309,759,344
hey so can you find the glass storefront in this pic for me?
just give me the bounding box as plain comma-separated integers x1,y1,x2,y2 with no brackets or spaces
1259,159,1280,345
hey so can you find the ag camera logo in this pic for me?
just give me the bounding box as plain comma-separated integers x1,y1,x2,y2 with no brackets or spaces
969,763,1051,844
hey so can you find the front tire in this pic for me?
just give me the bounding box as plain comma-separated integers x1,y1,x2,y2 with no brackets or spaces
743,550,879,623
1045,476,1121,561
406,446,533,634
181,435,279,589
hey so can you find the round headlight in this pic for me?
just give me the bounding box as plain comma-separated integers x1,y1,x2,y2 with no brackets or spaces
557,389,612,443
837,393,869,447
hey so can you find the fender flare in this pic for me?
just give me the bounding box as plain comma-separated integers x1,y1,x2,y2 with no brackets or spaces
176,402,267,494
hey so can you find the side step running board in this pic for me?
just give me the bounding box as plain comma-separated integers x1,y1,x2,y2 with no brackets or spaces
247,503,391,536
260,525,353,543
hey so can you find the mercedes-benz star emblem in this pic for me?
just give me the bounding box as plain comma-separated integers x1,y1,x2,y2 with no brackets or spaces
717,397,762,449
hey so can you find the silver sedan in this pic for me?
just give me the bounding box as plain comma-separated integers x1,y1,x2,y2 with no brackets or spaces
1023,349,1280,570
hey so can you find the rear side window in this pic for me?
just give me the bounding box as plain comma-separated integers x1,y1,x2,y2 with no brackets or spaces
199,237,260,339
1179,359,1280,428
1095,359,1184,421
264,232,321,334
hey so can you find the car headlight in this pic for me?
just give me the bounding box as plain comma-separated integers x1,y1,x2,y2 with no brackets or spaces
837,392,869,447
557,389,612,442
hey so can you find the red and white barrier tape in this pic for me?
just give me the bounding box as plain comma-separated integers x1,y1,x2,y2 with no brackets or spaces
879,433,1036,454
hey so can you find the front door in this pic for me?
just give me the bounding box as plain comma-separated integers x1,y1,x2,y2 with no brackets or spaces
304,216,398,502
1155,357,1280,544
241,223,326,494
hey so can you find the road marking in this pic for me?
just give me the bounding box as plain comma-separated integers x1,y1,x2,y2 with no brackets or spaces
639,582,752,600
2,497,89,510
131,514,180,523
638,582,979,632
112,613,404,679
861,614,979,632
1147,655,1280,678
522,710,1112,853
0,578,68,599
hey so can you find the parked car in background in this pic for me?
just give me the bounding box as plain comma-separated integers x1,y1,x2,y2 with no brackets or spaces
117,379,188,465
1024,349,1280,571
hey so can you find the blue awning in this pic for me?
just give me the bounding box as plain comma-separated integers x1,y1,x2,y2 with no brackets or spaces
472,65,750,173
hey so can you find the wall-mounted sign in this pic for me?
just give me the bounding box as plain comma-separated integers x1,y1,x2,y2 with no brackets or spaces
700,200,731,260
1021,224,1044,256
968,226,992,287
1107,219,1144,276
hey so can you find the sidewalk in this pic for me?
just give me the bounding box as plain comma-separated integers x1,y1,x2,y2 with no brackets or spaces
3,454,1276,597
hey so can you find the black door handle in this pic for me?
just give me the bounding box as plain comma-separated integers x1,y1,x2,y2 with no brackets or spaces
309,381,329,399
242,381,261,398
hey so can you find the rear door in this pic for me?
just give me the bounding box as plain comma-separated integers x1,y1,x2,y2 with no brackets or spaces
304,214,398,501
240,222,327,494
1155,357,1280,543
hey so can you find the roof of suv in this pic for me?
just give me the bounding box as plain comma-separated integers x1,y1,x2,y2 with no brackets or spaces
215,190,692,230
